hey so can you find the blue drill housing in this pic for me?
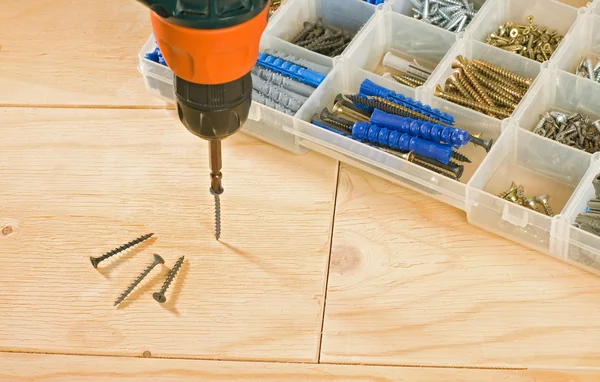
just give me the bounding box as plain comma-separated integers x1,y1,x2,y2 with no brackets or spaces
257,53,326,87
352,122,453,164
359,79,454,125
370,109,470,148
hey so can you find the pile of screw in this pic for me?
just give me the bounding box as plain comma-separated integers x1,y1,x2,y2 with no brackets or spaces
291,19,355,57
499,182,554,216
89,233,185,306
409,0,479,33
436,55,533,119
485,16,564,63
575,56,600,83
533,111,600,154
574,173,600,236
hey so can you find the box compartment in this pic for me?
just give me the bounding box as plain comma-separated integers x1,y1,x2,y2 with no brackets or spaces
467,125,591,253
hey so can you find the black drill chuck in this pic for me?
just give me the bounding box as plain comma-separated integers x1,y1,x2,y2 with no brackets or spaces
174,73,252,141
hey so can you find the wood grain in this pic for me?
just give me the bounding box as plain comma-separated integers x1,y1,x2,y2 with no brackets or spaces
0,108,337,361
321,164,600,368
0,0,162,107
3,353,600,381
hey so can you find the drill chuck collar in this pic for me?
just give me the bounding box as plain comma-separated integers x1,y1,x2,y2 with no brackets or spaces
175,73,252,140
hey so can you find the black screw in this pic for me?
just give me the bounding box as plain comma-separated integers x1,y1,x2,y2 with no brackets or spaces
452,150,472,163
90,233,154,268
469,134,494,152
153,256,185,303
114,254,164,306
415,155,464,180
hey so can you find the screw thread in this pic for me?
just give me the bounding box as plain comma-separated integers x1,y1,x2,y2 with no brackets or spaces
452,150,471,163
467,61,526,94
213,193,221,240
114,257,162,306
435,87,511,118
93,233,154,266
470,68,522,102
159,256,185,295
460,68,495,107
542,202,554,217
321,115,353,132
454,74,482,104
414,159,455,179
471,59,533,87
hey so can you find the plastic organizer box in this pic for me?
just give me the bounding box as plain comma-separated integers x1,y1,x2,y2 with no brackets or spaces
138,0,600,275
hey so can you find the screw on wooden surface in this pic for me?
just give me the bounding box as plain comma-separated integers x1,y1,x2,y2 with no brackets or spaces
90,233,154,269
153,256,185,303
114,254,165,306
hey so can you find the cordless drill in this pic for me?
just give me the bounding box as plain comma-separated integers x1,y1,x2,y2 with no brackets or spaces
136,0,270,239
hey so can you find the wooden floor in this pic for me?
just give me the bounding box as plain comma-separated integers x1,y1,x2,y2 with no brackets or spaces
1,0,599,380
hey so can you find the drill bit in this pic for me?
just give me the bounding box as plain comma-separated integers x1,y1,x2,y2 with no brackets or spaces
209,140,224,240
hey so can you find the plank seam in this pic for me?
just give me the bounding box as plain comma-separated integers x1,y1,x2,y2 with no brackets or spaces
316,161,341,363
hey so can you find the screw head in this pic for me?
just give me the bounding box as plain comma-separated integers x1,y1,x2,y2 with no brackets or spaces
153,254,165,265
90,256,101,269
153,292,167,303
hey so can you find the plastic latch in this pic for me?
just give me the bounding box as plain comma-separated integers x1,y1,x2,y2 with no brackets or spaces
501,202,528,228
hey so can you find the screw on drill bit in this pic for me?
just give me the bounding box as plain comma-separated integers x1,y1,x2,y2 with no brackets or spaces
90,233,154,268
210,187,222,241
114,254,164,306
209,140,224,241
452,150,471,163
153,256,185,303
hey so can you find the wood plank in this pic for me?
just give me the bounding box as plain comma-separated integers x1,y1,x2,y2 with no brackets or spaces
0,108,337,361
0,0,163,107
3,353,600,381
322,164,600,368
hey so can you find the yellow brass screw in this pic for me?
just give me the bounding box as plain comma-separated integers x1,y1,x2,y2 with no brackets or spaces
434,85,511,119
445,73,475,101
470,58,534,87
